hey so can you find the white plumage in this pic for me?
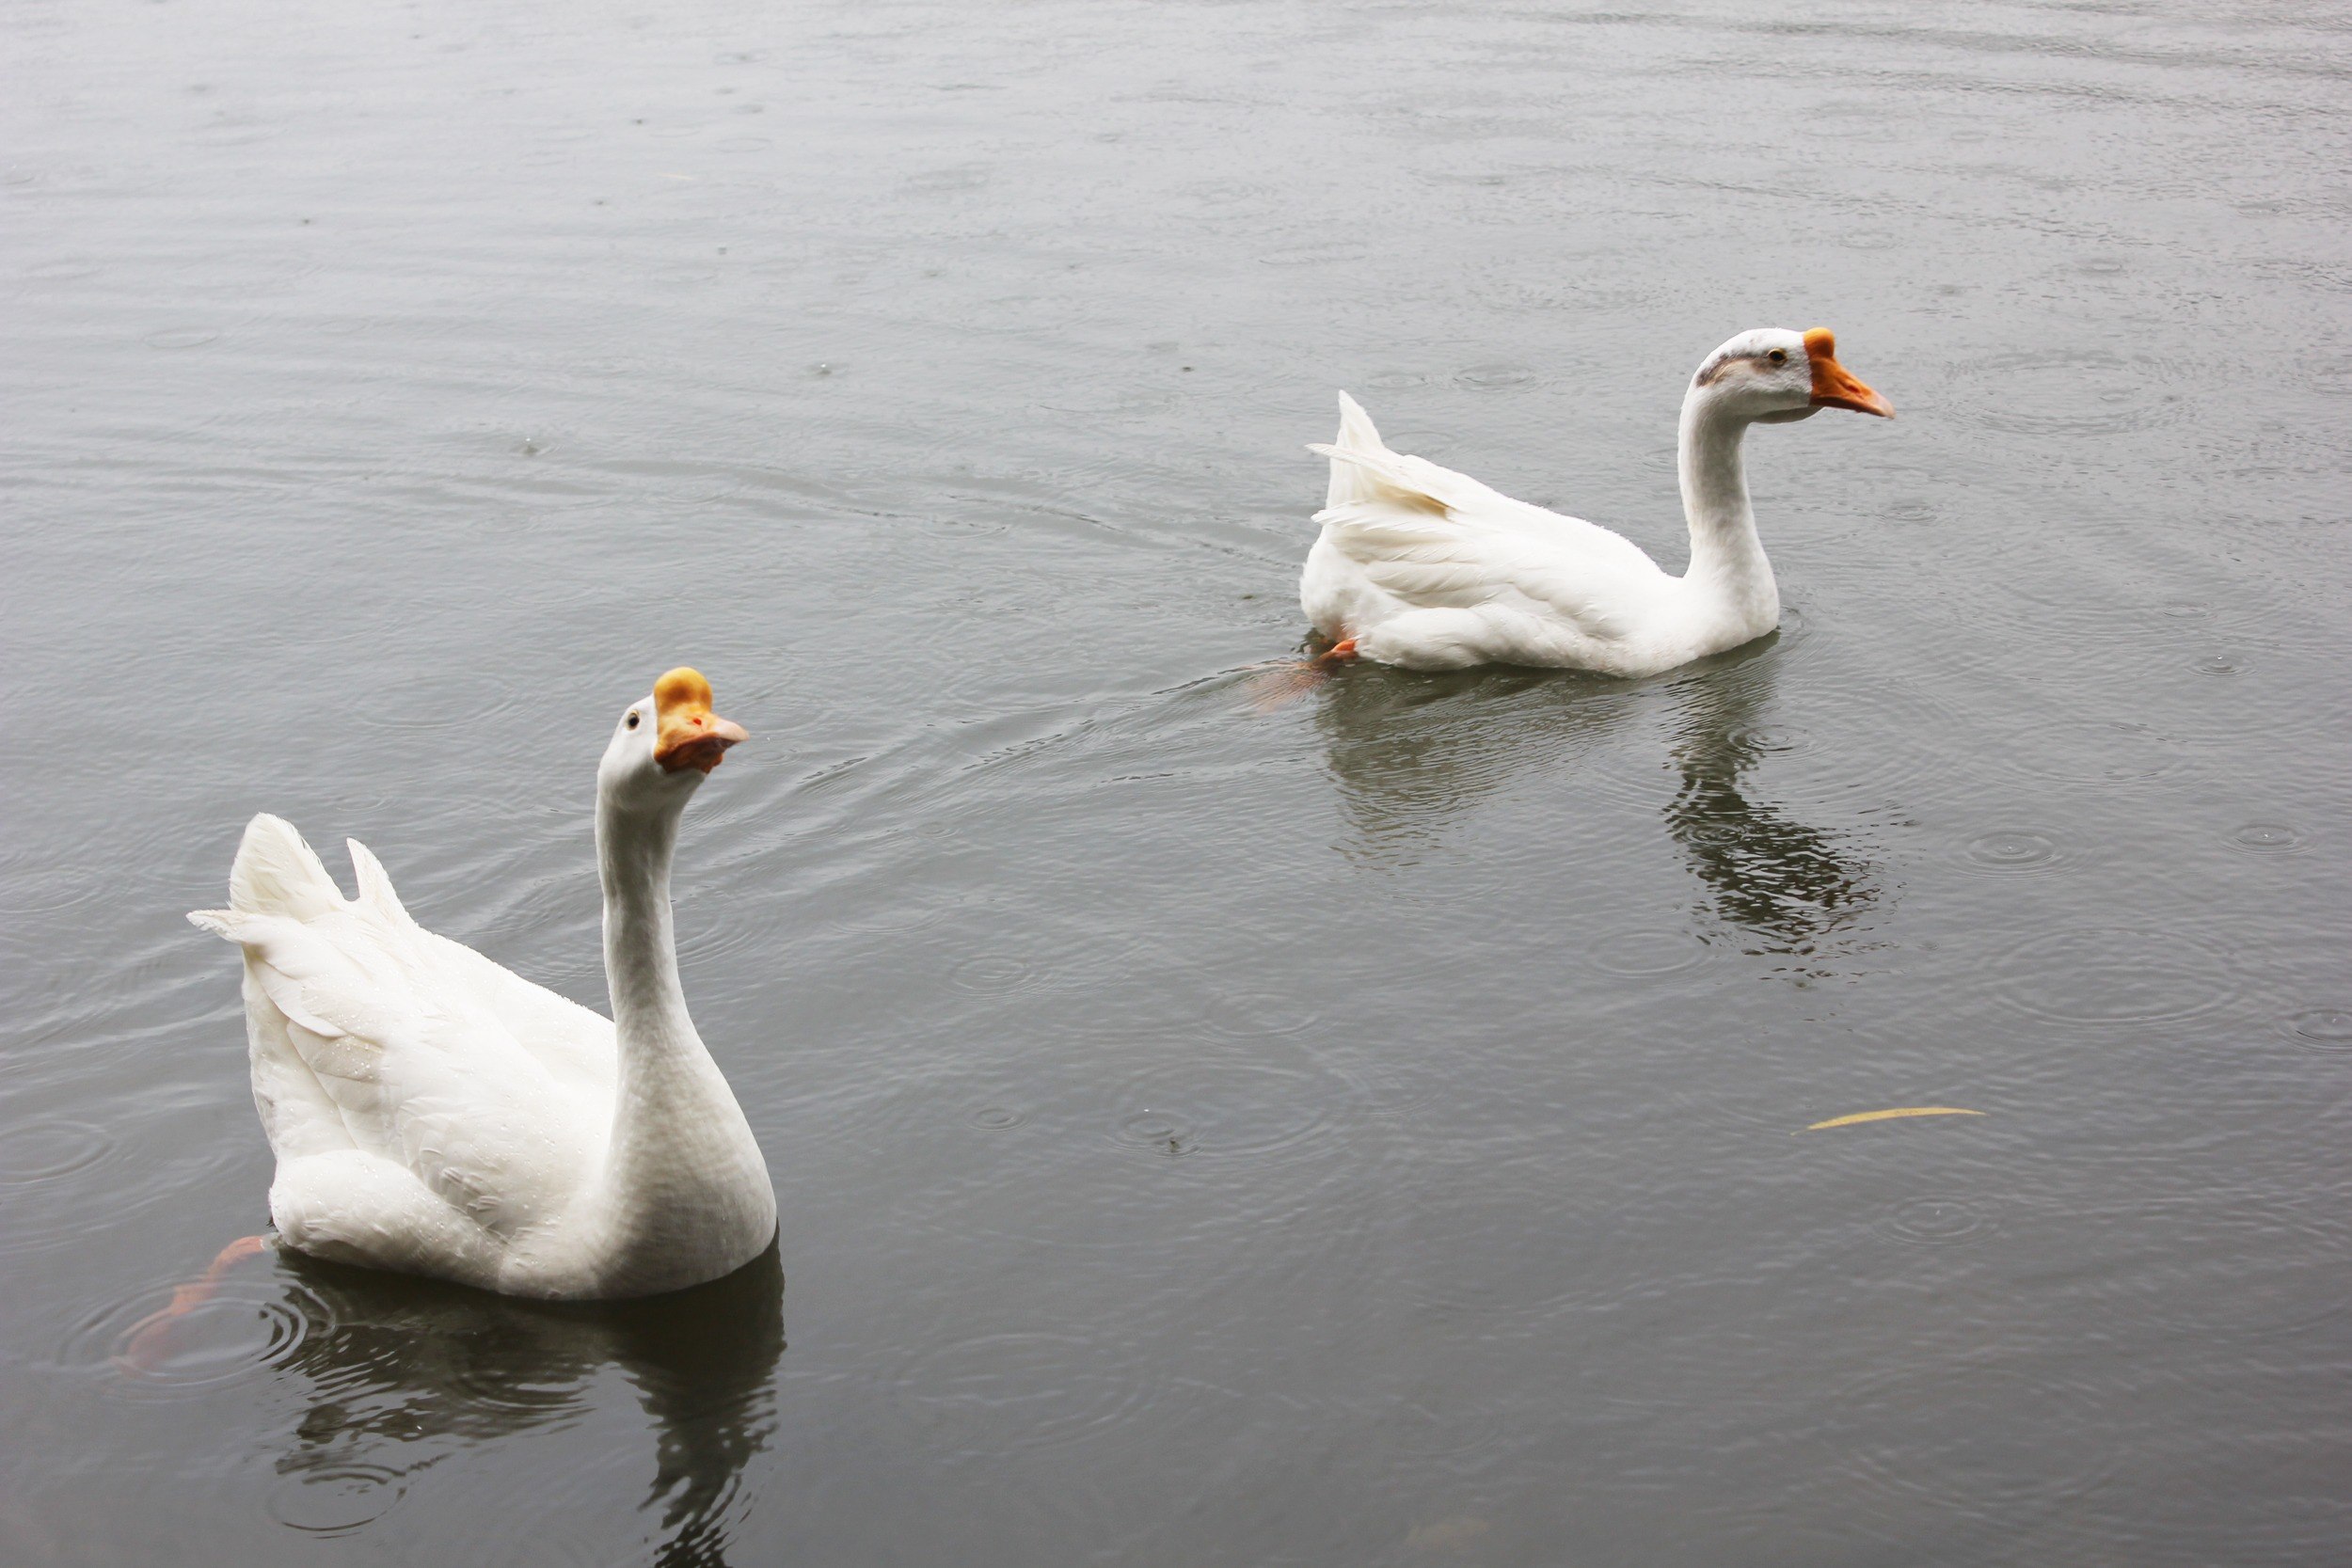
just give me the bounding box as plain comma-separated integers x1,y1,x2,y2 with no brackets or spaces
1302,326,1892,673
189,668,774,1299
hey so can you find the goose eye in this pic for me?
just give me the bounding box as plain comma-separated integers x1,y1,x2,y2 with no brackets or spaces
1768,348,1788,364
626,711,642,729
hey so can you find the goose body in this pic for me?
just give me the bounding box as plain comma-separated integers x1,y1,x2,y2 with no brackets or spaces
189,668,774,1300
1302,327,1892,673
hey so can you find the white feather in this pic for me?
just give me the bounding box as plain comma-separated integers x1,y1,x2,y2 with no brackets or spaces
1299,328,1889,673
191,705,774,1302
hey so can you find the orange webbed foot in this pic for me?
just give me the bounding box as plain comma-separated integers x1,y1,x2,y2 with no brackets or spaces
114,1234,271,1375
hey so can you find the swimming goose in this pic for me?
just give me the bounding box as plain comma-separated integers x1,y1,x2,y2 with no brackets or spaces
188,668,775,1300
1301,327,1892,673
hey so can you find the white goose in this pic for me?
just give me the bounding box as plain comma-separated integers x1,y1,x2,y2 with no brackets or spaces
188,668,775,1300
1301,327,1893,674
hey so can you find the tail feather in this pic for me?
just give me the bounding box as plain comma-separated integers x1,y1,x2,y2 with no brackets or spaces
1321,390,1390,510
344,838,417,927
226,815,342,921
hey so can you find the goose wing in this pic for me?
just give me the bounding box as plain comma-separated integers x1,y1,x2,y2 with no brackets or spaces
1310,394,1669,635
191,816,606,1238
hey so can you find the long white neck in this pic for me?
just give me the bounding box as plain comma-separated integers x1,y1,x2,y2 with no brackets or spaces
1677,389,1779,631
594,785,748,1243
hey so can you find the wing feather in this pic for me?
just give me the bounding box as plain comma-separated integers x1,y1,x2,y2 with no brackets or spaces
1308,407,1670,644
193,823,609,1242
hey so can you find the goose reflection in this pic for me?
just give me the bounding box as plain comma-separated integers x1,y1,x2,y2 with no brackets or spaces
1311,662,1642,863
270,1243,782,1567
1309,641,1880,963
1656,656,1881,966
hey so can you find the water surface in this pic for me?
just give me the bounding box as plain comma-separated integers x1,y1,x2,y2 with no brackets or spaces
5,0,2350,1562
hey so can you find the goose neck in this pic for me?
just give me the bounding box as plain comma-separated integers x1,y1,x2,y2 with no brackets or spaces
598,792,691,1045
1677,392,1778,619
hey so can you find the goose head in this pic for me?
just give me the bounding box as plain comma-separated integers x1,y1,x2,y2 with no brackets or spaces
597,666,749,815
1691,327,1893,424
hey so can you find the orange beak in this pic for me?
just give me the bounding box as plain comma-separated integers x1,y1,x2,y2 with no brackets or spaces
651,666,749,774
1804,328,1894,418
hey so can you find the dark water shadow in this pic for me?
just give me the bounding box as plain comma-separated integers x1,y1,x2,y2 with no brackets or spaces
271,1243,784,1566
1308,637,1883,966
1656,646,1884,972
1310,659,1642,863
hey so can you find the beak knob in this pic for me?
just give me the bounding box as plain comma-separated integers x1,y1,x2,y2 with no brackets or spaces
1804,327,1894,418
652,667,749,774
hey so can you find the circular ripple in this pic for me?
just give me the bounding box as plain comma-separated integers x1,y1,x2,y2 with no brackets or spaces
73,1276,328,1395
1729,723,1811,754
0,1119,113,1183
0,862,107,915
2284,1008,2352,1053
1692,669,1958,807
1203,989,1318,1037
1454,363,1538,391
1823,1367,2118,1525
358,670,527,732
1113,1108,1195,1154
2193,651,2241,676
1588,927,1712,977
1876,1196,1993,1246
831,888,959,935
1108,1048,1358,1167
1958,829,2073,876
2061,1198,2350,1336
1993,928,2237,1025
671,898,789,968
1955,349,2185,436
2230,823,2301,853
1347,1391,1510,1463
950,955,1038,993
891,1331,1156,1452
2000,719,2185,784
267,1465,406,1536
966,1104,1026,1131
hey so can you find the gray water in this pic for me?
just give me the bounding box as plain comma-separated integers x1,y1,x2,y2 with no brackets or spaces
6,0,2350,1561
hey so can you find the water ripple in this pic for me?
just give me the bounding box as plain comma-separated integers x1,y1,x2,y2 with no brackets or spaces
1202,988,1320,1037
266,1464,407,1536
2282,1007,2352,1053
1585,927,1716,978
1104,1046,1359,1167
949,954,1043,993
2228,822,2302,854
0,1118,113,1183
69,1275,333,1398
1992,927,2238,1026
1821,1365,2119,1527
1952,347,2188,436
1874,1196,1994,1246
1957,828,2074,875
889,1329,1161,1453
2000,719,2187,784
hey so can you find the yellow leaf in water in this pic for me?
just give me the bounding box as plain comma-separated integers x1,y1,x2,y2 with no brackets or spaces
1802,1106,1985,1132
